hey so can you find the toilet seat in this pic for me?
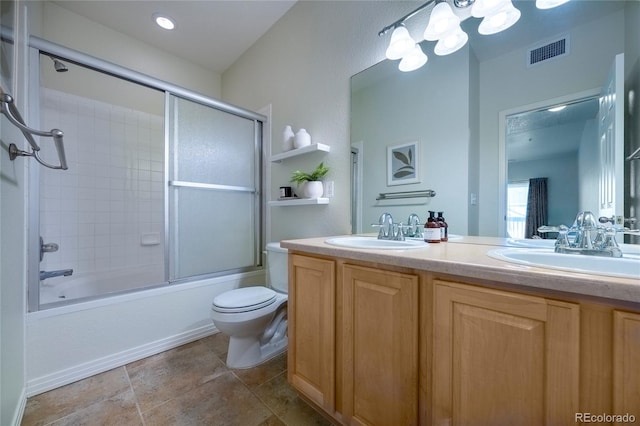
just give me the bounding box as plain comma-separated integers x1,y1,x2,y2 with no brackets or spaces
212,287,276,314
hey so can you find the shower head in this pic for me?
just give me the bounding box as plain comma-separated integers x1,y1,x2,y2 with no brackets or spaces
51,57,68,72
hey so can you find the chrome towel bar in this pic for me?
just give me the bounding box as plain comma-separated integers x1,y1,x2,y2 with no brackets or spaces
1,92,68,170
376,190,436,200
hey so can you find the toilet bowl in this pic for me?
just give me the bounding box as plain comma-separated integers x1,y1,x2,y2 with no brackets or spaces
211,242,288,369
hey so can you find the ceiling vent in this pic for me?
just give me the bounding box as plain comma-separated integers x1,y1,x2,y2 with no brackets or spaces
527,34,570,67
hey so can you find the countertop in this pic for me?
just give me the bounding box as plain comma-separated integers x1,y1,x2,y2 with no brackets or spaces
281,235,640,305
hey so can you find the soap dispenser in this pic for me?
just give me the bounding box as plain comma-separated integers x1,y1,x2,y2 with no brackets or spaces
437,211,448,242
424,211,441,243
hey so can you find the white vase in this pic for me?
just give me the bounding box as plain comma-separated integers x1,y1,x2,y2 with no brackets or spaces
302,181,324,198
294,128,311,149
282,125,294,151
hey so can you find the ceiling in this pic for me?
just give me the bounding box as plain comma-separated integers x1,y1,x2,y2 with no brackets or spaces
52,0,297,74
52,0,625,75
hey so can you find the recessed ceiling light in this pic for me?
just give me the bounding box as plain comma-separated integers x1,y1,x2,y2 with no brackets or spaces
153,13,175,30
548,105,566,112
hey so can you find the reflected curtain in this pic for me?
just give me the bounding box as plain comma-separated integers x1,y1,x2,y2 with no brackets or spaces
525,177,548,238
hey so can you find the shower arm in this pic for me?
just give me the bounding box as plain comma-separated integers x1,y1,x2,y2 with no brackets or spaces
1,92,68,170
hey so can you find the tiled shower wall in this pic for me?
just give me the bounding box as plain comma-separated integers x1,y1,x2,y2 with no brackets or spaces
39,88,165,279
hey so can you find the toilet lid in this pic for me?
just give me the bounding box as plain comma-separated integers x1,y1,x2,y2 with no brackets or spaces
212,287,276,313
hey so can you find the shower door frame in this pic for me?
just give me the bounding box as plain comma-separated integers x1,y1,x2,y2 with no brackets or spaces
27,37,266,312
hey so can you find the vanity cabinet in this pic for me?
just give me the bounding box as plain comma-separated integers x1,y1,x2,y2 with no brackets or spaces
432,280,580,425
341,265,419,425
286,251,640,425
287,254,336,413
613,311,640,412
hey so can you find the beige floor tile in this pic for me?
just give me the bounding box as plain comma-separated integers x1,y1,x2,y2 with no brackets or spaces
126,340,229,413
21,367,131,426
232,353,287,390
48,390,142,426
142,372,274,426
199,332,230,360
254,372,332,426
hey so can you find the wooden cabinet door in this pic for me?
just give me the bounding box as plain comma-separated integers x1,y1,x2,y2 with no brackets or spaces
342,264,419,426
288,254,336,412
613,310,640,413
433,280,579,426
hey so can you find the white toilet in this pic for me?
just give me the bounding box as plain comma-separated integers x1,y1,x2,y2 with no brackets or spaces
211,242,288,369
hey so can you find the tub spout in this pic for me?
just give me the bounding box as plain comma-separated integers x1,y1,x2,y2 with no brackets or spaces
40,269,73,281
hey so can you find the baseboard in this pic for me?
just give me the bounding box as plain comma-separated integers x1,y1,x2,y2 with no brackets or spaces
26,324,218,397
10,387,27,426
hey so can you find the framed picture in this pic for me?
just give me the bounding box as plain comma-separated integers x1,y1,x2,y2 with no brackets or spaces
387,141,420,186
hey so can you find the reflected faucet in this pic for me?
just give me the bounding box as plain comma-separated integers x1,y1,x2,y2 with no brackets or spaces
538,211,623,258
40,269,73,281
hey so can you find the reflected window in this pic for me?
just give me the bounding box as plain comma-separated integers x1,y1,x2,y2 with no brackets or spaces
507,181,529,239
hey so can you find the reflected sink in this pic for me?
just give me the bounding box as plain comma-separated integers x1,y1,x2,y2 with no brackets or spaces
506,238,555,249
325,236,427,250
488,248,640,279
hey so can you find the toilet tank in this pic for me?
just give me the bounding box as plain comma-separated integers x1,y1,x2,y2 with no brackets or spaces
266,242,288,293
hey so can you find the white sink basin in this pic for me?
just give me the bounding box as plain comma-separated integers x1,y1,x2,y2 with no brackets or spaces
488,248,640,279
325,236,427,250
506,238,555,249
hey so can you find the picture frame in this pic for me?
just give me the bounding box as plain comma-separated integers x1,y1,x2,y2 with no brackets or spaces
387,141,420,186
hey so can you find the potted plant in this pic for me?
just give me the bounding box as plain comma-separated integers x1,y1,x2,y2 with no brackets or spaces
290,162,329,198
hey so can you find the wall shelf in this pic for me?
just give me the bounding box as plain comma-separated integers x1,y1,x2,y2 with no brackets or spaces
269,198,329,206
270,143,330,162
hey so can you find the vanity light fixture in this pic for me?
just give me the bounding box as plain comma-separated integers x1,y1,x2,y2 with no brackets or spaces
385,25,416,60
399,44,429,72
380,0,570,72
153,13,175,30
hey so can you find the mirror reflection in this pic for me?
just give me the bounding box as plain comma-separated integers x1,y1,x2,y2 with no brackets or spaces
505,95,599,239
350,0,636,240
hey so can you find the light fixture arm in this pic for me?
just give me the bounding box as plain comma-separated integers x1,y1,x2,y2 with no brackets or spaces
378,0,437,37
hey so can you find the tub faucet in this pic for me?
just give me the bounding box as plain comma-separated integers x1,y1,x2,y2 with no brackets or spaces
40,269,73,281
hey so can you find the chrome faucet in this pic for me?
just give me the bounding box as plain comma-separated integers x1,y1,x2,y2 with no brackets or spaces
40,269,73,281
375,212,395,240
405,213,422,239
538,211,623,258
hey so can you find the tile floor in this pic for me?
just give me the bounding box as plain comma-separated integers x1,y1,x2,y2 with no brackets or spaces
22,333,332,426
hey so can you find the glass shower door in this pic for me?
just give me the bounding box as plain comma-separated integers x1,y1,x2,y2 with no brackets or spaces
168,95,262,280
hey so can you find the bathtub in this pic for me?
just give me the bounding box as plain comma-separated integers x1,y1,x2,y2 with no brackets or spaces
39,265,165,305
27,269,267,396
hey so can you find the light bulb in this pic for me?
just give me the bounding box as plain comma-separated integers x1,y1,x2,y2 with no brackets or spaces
536,0,570,9
153,14,175,30
399,44,428,72
471,0,507,18
434,27,468,56
478,1,520,35
424,2,460,41
386,26,415,60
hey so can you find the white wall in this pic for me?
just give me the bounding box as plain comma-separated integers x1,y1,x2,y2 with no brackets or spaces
1,1,28,424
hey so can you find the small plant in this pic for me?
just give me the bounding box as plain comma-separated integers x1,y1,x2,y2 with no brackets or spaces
290,162,330,184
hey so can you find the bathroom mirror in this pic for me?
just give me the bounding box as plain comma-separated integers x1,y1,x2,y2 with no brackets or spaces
350,0,634,238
